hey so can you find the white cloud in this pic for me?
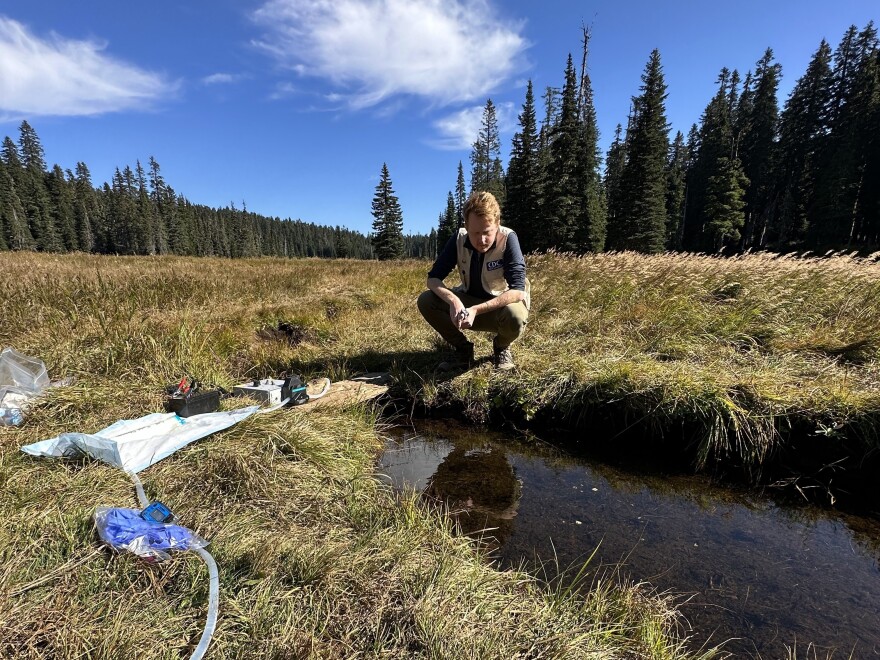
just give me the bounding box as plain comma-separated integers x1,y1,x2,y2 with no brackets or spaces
269,81,298,100
430,105,484,150
252,0,528,109
202,72,243,85
430,101,515,150
0,17,175,120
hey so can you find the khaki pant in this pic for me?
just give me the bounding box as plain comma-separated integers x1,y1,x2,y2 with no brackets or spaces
417,290,528,350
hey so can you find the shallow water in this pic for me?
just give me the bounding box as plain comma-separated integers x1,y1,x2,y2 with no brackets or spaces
378,420,880,658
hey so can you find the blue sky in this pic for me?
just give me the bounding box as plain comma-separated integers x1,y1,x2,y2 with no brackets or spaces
0,1,876,236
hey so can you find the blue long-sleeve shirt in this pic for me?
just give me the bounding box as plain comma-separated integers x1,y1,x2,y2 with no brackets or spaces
428,231,526,299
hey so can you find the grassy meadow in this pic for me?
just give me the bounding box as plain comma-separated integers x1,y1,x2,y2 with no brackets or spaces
1,248,879,658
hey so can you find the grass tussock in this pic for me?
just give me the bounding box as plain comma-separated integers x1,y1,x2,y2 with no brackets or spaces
0,252,712,658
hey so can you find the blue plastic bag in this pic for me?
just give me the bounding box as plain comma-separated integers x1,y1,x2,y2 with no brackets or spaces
94,507,207,561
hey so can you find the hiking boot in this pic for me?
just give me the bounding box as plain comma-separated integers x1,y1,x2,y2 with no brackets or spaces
438,341,475,371
493,344,515,370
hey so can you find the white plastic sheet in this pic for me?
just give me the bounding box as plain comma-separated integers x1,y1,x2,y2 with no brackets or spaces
21,406,258,473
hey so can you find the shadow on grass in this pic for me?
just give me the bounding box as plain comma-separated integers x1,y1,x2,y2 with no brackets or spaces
263,347,492,387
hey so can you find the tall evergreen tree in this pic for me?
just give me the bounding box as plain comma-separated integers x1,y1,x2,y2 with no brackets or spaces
705,156,750,249
46,165,77,251
664,131,688,249
773,40,833,245
617,49,670,253
0,160,7,250
148,156,172,254
0,159,32,250
470,99,505,203
604,124,628,250
17,122,62,251
539,86,560,151
574,27,607,252
71,162,96,252
683,69,748,251
437,191,457,253
739,49,782,248
811,23,879,247
504,80,542,252
108,167,138,253
370,163,404,260
135,160,158,254
861,49,880,246
543,54,582,251
454,161,467,228
18,120,45,172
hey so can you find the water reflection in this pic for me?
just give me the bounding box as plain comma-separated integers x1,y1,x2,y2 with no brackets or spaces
380,434,521,548
378,421,880,659
427,444,521,548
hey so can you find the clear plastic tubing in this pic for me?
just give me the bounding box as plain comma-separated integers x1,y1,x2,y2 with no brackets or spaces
128,471,219,660
190,547,219,660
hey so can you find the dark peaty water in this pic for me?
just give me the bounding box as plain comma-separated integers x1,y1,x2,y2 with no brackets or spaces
378,421,880,658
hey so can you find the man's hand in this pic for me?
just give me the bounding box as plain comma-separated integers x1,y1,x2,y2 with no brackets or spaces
457,307,476,329
449,300,467,328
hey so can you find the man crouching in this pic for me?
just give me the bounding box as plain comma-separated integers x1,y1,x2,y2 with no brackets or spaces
417,191,530,370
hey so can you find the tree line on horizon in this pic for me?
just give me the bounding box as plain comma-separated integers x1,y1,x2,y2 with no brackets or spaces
0,121,440,260
433,22,879,257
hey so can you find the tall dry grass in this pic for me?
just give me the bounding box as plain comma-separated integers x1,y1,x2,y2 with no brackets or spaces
0,252,714,659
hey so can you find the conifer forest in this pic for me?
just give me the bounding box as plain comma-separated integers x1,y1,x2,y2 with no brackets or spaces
1,22,878,260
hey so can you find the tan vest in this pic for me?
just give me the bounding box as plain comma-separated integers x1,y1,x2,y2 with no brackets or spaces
453,227,530,309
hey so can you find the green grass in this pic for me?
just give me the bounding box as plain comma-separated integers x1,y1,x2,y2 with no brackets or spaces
0,252,720,658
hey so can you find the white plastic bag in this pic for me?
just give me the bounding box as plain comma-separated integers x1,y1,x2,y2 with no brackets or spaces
0,347,50,426
21,406,258,472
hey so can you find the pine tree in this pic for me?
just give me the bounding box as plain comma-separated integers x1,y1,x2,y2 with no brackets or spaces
455,161,467,228
0,160,7,250
739,49,782,248
72,162,97,252
810,23,879,247
573,27,607,252
543,54,581,251
46,165,77,251
135,160,157,254
437,191,457,253
504,80,542,252
773,40,833,245
0,159,33,250
334,226,350,258
17,122,62,251
427,228,438,258
683,69,744,251
370,163,404,260
539,86,560,151
617,49,670,253
148,156,171,254
665,131,688,249
604,124,628,250
728,69,744,123
470,99,505,204
705,156,749,249
861,56,880,246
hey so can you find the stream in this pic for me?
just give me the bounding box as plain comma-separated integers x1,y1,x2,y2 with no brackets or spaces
377,420,880,658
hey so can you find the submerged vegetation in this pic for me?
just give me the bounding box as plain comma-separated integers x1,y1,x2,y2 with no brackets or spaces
0,248,878,657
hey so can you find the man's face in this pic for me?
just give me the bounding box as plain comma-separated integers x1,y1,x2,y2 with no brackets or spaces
465,213,498,254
